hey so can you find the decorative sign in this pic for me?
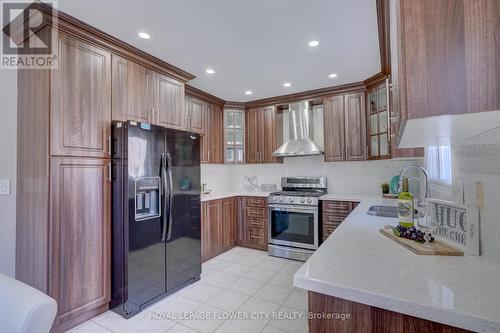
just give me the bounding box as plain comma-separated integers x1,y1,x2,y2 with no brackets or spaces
426,198,467,248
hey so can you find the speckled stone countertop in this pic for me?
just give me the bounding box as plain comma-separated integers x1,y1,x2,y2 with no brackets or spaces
294,197,500,333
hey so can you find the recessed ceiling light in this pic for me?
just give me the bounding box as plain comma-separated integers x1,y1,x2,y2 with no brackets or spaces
138,32,150,40
329,73,338,78
206,68,215,74
245,90,253,95
308,40,319,47
283,82,291,87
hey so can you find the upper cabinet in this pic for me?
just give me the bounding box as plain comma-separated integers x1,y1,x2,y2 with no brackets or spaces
154,74,186,130
224,108,245,163
324,92,367,162
367,81,390,159
51,34,112,158
186,96,206,134
245,106,281,164
111,55,154,123
393,0,500,147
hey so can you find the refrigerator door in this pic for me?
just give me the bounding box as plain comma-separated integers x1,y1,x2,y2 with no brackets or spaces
126,122,167,312
165,129,201,292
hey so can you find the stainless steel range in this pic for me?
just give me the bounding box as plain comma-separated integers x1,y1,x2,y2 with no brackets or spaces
268,177,327,261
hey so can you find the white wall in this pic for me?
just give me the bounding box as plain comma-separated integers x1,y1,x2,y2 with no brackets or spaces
0,69,17,277
202,156,423,196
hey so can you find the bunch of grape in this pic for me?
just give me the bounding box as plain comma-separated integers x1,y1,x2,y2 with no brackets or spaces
393,225,434,243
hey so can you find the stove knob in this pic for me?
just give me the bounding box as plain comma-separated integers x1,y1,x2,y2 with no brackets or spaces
289,197,295,203
279,197,284,202
272,197,277,201
300,198,306,203
306,198,313,204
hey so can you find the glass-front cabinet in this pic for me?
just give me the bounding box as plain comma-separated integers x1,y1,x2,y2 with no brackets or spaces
368,80,390,159
224,108,245,163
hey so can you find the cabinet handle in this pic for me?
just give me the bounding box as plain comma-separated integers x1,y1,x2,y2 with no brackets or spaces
208,150,210,162
107,136,112,156
152,107,155,124
107,162,112,182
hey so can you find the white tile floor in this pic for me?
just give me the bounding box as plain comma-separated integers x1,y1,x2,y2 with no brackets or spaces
69,247,308,333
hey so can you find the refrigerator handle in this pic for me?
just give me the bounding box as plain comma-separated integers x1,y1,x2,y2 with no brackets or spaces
160,153,168,242
165,152,174,241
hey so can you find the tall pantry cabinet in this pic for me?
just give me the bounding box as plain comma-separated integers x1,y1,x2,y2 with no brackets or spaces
13,6,194,332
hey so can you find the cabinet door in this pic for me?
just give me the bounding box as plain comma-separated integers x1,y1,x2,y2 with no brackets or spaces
154,74,186,130
51,34,111,158
237,197,247,246
260,106,278,163
344,92,367,161
323,95,346,161
207,200,223,254
49,157,111,325
209,104,224,164
222,197,237,249
201,202,211,261
188,96,206,134
111,55,154,123
245,108,259,163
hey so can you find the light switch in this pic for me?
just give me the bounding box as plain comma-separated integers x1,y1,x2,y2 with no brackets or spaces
0,180,10,195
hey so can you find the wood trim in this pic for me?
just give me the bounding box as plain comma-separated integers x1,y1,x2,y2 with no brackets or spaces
224,101,246,109
376,0,391,74
244,82,367,108
185,84,225,106
364,72,388,89
308,291,472,333
4,2,195,82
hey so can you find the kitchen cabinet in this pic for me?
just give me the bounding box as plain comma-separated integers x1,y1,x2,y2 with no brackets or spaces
201,197,237,262
154,73,186,131
323,92,366,162
222,197,237,248
111,55,154,123
245,106,281,164
51,34,112,158
224,108,245,163
237,197,268,251
186,96,206,134
367,81,390,159
321,201,358,242
49,157,111,328
393,0,500,145
208,104,225,163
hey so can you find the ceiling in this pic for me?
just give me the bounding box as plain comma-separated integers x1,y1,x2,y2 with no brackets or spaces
58,0,381,102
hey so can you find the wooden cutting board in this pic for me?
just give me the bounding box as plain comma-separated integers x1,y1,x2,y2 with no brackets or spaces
379,227,464,256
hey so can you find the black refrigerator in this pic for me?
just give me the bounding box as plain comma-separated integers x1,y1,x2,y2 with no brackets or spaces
110,120,201,318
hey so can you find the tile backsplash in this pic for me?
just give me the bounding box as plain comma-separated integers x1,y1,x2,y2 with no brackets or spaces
201,155,422,196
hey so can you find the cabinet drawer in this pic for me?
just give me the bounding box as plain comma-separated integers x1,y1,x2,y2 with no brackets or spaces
247,227,267,248
322,212,350,224
323,223,341,237
246,197,266,207
247,218,266,229
322,201,351,213
246,207,267,220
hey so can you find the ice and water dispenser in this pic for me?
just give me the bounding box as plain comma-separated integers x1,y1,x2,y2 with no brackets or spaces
135,177,161,221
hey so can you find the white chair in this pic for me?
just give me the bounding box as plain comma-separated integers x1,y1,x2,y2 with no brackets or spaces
0,273,57,333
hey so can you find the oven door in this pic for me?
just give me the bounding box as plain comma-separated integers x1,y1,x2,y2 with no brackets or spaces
268,205,319,250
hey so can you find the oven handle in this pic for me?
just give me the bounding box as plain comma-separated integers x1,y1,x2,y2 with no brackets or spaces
268,205,318,213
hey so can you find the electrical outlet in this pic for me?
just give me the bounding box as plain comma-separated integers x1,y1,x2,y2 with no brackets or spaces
0,180,10,195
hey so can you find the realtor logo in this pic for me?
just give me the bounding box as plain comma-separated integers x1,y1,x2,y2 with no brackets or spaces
1,0,58,69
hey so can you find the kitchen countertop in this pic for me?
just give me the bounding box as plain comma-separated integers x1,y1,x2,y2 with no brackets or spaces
201,190,271,202
294,197,500,333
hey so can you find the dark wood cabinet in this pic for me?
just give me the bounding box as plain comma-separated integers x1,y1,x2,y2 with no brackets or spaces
321,201,359,242
201,197,237,262
51,34,112,158
237,196,268,251
395,0,500,137
154,73,186,130
245,107,280,164
209,104,225,164
323,92,366,162
49,157,111,329
222,197,237,249
111,55,154,123
186,96,206,134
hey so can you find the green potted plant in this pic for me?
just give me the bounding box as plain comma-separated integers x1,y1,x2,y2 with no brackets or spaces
381,182,390,195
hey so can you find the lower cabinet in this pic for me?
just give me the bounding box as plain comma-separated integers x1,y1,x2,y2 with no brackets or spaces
321,200,359,242
201,197,237,262
238,196,268,251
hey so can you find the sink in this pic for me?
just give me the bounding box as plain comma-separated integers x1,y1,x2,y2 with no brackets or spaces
367,205,398,218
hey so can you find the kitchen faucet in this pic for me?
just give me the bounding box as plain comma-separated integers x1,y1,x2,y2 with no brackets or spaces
398,165,431,220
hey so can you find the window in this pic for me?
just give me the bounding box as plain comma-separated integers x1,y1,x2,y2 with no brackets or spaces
426,146,452,185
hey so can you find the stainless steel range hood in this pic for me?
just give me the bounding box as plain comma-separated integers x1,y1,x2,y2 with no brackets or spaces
272,101,324,157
